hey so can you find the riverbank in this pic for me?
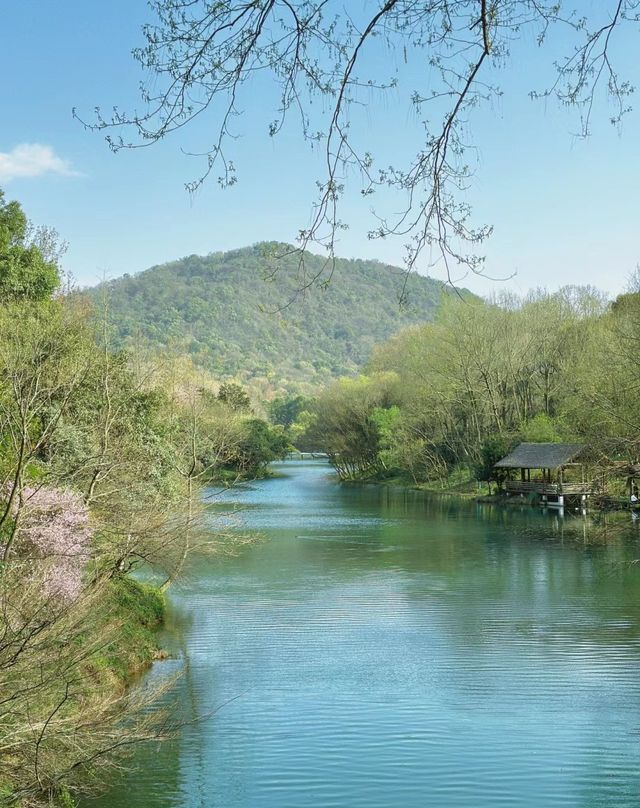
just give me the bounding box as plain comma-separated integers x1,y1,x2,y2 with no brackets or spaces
209,466,288,485
339,468,490,500
1,577,166,808
98,577,166,682
339,469,639,513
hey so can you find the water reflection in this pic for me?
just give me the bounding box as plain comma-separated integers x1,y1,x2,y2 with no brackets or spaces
85,461,640,808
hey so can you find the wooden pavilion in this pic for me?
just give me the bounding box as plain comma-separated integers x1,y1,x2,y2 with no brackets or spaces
494,442,595,505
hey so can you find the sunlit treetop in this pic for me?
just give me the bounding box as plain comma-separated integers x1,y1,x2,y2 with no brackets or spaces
0,189,62,302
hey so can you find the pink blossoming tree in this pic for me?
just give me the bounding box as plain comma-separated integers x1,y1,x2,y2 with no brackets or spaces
3,485,93,601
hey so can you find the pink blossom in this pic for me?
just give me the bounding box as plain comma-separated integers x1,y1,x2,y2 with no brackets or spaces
3,485,93,601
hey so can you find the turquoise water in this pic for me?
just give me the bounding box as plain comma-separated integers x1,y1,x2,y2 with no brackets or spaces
87,461,640,807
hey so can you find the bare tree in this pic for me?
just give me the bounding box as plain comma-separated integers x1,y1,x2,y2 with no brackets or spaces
0,568,173,805
77,1,637,286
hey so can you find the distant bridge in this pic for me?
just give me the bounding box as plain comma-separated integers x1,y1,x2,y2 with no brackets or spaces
285,451,329,461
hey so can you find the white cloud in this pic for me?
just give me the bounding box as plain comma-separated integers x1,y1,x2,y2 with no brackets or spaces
0,143,81,182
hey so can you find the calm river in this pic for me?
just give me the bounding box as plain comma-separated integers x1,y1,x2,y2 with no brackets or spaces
87,460,640,807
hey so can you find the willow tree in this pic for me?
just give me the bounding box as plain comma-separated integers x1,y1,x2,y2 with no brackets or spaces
80,1,635,283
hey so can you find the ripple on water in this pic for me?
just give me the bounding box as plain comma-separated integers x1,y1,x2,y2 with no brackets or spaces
84,462,640,808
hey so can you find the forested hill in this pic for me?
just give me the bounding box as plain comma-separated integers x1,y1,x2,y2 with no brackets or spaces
88,243,466,392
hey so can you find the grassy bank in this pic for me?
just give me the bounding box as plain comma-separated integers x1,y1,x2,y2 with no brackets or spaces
91,577,166,685
340,466,491,500
0,577,166,808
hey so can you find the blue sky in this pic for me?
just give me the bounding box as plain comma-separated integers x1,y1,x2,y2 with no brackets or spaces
1,1,638,297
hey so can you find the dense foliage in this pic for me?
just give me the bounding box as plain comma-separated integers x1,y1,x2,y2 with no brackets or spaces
0,190,60,302
85,244,465,395
304,287,640,489
0,195,289,806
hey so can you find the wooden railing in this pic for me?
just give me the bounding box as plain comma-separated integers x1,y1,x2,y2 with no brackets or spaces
504,480,592,495
505,481,559,494
557,483,594,494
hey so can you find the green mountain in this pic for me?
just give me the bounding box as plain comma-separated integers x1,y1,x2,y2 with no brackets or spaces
89,243,466,392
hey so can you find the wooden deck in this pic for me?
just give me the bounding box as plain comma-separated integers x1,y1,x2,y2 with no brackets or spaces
505,480,592,496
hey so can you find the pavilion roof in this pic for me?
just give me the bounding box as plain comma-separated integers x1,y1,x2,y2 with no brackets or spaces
494,442,585,470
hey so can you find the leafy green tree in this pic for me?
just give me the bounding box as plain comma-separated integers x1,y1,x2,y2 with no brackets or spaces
220,418,289,476
0,300,92,557
217,381,252,412
475,436,517,486
309,374,397,479
0,190,60,302
316,288,616,485
269,394,309,427
520,414,564,443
